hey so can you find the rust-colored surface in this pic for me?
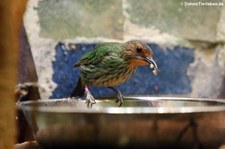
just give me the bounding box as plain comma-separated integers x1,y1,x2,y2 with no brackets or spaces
0,1,27,148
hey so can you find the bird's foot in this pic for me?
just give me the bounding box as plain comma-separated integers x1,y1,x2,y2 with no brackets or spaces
116,94,124,107
115,94,124,107
108,87,125,107
84,86,96,107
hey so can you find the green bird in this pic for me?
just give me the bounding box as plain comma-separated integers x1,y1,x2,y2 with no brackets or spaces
71,40,158,107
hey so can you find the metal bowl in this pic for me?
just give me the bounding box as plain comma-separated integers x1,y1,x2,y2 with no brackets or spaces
18,96,225,149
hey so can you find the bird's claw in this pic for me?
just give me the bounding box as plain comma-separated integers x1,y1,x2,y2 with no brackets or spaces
108,87,124,107
115,94,124,107
85,90,96,107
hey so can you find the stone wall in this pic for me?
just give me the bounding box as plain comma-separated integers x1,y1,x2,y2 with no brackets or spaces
23,0,225,99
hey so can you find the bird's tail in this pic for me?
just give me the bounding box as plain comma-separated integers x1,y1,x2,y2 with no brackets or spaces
71,77,85,97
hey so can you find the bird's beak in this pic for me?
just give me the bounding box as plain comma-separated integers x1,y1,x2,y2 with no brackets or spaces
145,57,158,69
145,57,159,75
131,56,159,75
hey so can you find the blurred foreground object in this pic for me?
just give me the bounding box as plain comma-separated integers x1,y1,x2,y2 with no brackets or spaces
15,141,39,149
0,0,27,148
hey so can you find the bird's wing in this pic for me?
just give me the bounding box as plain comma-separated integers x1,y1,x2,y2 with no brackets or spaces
74,43,122,67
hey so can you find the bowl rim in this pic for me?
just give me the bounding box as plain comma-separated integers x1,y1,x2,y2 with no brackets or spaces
17,96,225,114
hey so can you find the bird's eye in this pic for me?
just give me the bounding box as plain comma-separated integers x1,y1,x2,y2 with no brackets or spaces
136,47,142,53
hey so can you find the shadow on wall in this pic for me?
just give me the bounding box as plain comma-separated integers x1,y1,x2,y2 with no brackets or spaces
51,42,194,99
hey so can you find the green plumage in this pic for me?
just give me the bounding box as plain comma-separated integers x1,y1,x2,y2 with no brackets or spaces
74,43,123,67
74,42,135,87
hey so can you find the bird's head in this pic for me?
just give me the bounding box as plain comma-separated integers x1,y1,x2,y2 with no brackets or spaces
123,40,158,74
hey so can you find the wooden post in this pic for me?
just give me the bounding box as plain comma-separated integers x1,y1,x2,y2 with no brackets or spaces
0,0,27,148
